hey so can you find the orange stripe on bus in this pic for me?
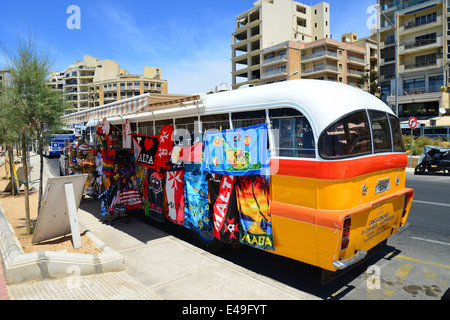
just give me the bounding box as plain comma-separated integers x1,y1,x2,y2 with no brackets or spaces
271,188,413,230
272,153,407,180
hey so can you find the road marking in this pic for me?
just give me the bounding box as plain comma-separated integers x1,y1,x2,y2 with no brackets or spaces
384,264,412,297
413,199,450,208
395,255,450,270
410,236,450,247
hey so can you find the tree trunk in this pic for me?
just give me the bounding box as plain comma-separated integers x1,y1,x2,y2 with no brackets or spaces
8,146,18,196
38,137,44,216
21,130,31,235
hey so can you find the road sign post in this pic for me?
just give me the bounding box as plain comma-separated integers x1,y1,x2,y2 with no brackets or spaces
408,117,417,168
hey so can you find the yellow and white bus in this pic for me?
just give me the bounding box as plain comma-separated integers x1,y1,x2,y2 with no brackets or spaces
67,79,414,282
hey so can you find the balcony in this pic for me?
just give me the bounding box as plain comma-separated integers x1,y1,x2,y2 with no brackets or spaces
301,50,339,62
347,55,366,66
402,58,441,72
302,64,339,75
400,36,442,54
261,55,288,67
347,69,366,78
400,15,442,35
261,69,287,80
380,0,441,12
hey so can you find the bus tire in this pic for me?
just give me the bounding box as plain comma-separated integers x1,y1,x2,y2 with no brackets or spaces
190,230,225,253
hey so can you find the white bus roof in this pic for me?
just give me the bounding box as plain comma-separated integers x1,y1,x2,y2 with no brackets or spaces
69,80,394,137
204,79,394,137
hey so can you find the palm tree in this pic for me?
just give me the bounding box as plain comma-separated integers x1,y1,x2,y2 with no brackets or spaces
244,175,269,224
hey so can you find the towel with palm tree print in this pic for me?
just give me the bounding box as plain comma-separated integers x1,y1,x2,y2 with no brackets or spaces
235,175,273,251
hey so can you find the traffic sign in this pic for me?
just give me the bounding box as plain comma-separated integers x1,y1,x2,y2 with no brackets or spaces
408,117,417,129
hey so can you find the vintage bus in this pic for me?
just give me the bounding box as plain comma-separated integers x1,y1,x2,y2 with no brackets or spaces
70,80,414,281
43,132,76,157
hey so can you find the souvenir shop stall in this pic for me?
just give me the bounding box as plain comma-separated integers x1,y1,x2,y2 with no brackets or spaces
65,140,97,197
96,119,143,223
133,122,274,251
62,93,275,252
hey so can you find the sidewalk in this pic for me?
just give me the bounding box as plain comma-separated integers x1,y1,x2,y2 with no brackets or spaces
1,153,318,300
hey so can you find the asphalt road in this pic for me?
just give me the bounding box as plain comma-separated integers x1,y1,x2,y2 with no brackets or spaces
46,156,450,300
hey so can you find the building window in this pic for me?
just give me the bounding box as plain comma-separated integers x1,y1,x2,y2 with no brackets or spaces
429,75,443,92
404,77,425,94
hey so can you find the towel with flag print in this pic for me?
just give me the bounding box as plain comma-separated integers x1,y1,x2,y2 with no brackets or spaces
165,169,185,225
202,123,269,176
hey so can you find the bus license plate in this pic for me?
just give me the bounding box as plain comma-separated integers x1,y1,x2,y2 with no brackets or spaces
375,178,390,194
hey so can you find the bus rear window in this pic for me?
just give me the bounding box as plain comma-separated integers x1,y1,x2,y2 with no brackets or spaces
389,114,406,152
369,111,392,153
319,111,372,158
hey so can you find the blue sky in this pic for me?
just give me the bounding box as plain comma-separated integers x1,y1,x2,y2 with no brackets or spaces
0,0,377,94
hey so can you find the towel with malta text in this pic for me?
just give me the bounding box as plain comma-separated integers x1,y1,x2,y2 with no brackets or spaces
210,175,239,244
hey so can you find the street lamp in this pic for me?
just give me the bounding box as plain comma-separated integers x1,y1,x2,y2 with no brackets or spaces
374,4,399,116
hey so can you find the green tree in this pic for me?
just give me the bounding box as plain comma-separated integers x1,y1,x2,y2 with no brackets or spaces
1,32,67,234
358,68,379,97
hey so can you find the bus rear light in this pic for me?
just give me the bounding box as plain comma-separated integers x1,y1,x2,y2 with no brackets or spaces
343,217,351,229
341,239,350,250
401,193,409,218
341,216,351,250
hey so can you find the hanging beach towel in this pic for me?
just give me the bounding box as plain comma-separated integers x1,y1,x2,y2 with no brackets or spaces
133,134,159,169
165,169,185,225
147,168,165,222
183,167,212,232
155,124,174,171
119,185,143,210
210,175,239,244
235,175,274,251
123,119,133,149
202,124,269,176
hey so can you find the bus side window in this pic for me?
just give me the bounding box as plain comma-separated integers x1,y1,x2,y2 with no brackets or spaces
269,108,315,158
175,116,200,134
137,121,154,135
155,119,174,135
201,114,230,132
231,110,266,128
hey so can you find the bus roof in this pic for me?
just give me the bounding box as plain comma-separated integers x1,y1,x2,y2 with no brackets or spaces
205,79,394,137
76,80,393,138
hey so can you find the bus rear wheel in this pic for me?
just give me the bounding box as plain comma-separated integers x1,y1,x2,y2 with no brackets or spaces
190,230,225,253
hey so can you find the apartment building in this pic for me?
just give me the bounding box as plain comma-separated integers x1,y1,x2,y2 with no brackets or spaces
61,55,168,112
377,0,449,119
48,71,65,91
260,41,302,84
88,67,168,108
232,0,330,89
260,34,377,92
0,68,11,88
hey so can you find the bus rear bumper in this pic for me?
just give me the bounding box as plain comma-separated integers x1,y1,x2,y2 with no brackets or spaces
332,249,368,270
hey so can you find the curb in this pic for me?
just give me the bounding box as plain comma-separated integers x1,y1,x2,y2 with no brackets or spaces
0,201,124,285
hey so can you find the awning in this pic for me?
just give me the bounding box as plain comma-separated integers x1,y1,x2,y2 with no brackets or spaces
62,93,202,124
